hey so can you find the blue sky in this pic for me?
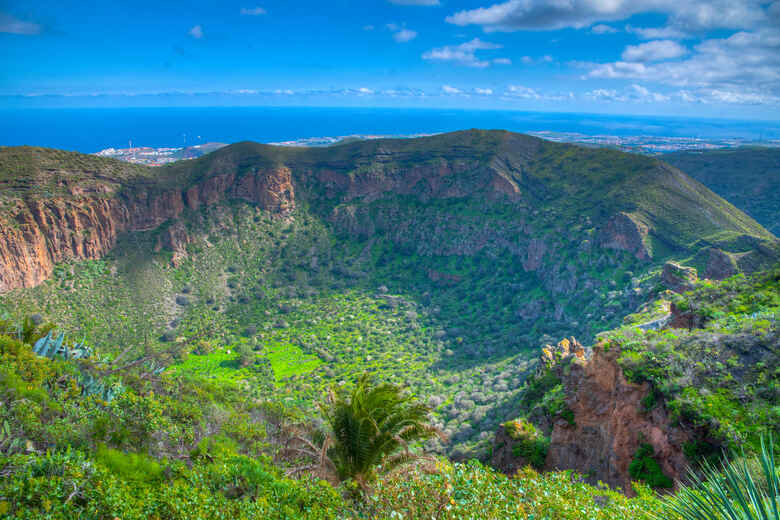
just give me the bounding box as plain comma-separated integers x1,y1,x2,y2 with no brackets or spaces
1,0,779,118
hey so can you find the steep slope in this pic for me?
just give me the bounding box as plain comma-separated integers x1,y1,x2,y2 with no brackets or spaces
0,146,294,292
1,132,774,294
0,131,777,457
493,267,779,493
663,147,780,235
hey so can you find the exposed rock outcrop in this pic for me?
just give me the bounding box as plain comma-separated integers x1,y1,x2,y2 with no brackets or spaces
0,166,294,292
668,301,706,330
598,212,651,261
543,340,690,494
495,338,690,495
154,220,192,267
704,248,739,280
662,262,698,293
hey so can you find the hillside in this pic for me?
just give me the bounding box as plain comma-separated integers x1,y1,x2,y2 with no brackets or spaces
494,266,779,494
0,130,777,460
663,147,780,235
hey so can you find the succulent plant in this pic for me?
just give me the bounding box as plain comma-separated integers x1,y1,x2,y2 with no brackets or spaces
78,372,123,402
33,331,93,360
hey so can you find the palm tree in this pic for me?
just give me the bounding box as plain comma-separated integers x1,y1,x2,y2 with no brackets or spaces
288,376,444,493
666,436,779,520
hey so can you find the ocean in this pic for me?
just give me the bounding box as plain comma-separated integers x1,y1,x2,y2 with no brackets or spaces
1,106,779,153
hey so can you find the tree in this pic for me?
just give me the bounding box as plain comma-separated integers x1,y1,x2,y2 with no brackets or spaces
314,376,444,492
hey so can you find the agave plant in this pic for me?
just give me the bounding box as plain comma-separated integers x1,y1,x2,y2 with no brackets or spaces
666,436,779,520
33,331,93,360
78,372,123,402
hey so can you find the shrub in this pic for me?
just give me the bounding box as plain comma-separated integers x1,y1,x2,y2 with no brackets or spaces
628,443,673,489
503,419,549,470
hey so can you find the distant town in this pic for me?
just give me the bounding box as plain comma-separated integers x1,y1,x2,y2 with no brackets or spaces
95,142,228,166
527,131,780,154
94,132,780,166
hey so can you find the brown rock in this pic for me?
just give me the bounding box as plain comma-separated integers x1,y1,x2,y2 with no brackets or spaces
598,212,651,261
0,166,295,293
544,340,690,495
704,248,739,280
662,262,698,293
668,302,705,330
154,220,191,267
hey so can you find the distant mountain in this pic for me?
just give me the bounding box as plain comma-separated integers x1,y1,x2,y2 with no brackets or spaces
0,130,777,457
663,147,780,235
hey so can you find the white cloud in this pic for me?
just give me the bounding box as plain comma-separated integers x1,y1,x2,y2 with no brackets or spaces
584,84,669,102
493,57,512,64
474,87,494,95
506,85,541,99
388,0,440,5
422,38,503,67
393,28,418,42
521,56,533,64
445,0,770,32
442,85,463,94
0,12,42,34
630,83,670,101
621,40,686,62
586,28,780,105
591,24,617,34
188,25,203,39
240,7,266,15
626,25,688,40
585,88,626,102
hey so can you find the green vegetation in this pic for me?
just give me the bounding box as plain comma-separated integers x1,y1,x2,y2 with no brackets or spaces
0,323,677,518
314,376,442,490
0,134,778,518
0,146,151,200
503,419,549,469
667,436,779,520
629,443,674,489
664,147,780,235
606,269,780,453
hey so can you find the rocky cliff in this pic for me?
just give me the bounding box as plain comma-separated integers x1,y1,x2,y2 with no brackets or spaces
492,337,689,494
544,340,690,493
492,264,780,494
0,148,294,292
1,131,777,300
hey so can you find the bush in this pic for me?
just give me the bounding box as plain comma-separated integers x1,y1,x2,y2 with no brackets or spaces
628,443,673,489
504,419,549,470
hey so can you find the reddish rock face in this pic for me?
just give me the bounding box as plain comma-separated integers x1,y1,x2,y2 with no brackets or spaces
544,341,690,495
0,166,295,293
154,220,192,268
598,212,651,260
662,261,699,293
704,248,739,280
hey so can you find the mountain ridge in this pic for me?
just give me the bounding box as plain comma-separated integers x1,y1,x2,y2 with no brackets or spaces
1,130,773,294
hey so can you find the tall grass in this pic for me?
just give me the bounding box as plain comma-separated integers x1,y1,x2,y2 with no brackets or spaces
667,436,779,520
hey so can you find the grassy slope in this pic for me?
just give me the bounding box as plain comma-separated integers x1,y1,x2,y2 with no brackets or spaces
0,145,152,199
663,147,780,235
608,268,780,452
